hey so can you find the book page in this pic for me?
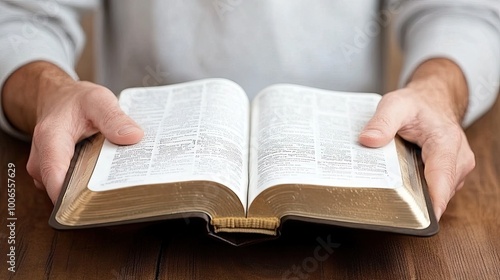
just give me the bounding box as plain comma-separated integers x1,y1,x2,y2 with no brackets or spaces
88,79,250,208
248,85,403,204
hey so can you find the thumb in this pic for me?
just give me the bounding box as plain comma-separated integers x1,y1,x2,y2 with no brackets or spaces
359,95,406,148
85,93,144,145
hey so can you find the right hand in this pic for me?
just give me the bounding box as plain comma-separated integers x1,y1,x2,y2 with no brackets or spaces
2,62,144,203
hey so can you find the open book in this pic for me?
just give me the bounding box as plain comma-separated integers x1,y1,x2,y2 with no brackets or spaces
50,79,438,243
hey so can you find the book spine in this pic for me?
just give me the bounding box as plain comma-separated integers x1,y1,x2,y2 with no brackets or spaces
211,217,280,235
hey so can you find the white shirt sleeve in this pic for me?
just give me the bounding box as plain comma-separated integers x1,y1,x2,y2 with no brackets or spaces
0,0,98,140
395,0,500,127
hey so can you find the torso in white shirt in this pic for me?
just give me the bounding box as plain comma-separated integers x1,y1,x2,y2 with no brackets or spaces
96,0,385,98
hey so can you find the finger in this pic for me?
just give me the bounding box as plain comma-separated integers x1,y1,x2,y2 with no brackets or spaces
359,94,411,148
83,90,144,145
421,128,475,220
424,151,456,220
28,123,76,204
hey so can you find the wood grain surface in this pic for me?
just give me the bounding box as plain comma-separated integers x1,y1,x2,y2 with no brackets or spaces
1,11,499,280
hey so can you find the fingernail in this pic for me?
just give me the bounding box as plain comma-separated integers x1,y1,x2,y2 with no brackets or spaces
118,125,140,136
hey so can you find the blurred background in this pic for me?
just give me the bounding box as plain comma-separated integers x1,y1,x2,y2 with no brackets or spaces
75,12,403,93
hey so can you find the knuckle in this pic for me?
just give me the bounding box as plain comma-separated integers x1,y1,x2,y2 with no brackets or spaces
83,85,113,99
465,150,476,172
447,127,463,142
33,181,44,191
32,120,54,140
80,86,115,109
382,91,405,103
100,108,125,129
430,130,452,145
80,88,124,130
425,126,463,148
26,157,38,179
371,114,393,127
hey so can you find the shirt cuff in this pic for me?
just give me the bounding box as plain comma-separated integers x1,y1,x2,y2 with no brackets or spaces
0,24,79,141
397,9,500,127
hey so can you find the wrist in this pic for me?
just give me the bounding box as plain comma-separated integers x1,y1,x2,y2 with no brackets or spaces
405,58,468,124
2,61,76,133
34,63,77,122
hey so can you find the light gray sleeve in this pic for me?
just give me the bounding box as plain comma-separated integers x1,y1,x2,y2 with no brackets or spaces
0,0,98,140
395,0,500,127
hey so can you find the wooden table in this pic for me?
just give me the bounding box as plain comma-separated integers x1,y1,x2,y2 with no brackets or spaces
1,97,499,280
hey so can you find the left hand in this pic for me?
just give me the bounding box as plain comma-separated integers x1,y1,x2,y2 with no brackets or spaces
358,59,475,221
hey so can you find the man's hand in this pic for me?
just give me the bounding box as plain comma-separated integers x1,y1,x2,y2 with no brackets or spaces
359,58,475,220
2,61,144,203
